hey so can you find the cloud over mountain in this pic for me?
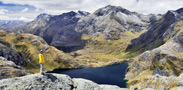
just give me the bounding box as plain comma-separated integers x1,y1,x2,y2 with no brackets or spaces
0,0,183,21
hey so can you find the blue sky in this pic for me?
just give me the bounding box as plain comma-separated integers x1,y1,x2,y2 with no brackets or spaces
0,0,183,22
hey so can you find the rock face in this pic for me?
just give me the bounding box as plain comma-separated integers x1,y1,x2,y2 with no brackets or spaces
0,73,128,90
0,56,33,79
0,45,27,67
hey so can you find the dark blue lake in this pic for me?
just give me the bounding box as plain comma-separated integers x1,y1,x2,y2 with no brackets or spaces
48,63,128,87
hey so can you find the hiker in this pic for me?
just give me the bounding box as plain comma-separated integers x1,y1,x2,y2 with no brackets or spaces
39,50,44,75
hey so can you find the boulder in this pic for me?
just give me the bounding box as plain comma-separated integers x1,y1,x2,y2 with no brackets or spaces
0,56,33,79
72,78,102,90
0,73,74,90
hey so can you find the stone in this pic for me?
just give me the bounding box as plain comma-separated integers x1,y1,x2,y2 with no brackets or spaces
100,85,129,90
0,73,74,90
152,74,161,83
178,73,183,80
177,81,183,86
72,78,102,90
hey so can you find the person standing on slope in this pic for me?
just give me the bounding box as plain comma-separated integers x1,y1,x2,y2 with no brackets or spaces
39,50,44,75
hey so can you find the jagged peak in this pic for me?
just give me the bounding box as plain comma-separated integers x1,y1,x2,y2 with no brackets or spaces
94,5,132,16
61,11,77,17
59,11,89,18
166,7,183,18
37,13,51,19
78,10,90,16
176,7,183,15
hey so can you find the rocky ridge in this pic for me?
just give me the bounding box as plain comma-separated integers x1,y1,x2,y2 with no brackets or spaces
0,73,129,90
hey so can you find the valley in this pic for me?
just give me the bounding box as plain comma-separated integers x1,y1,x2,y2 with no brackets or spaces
1,4,183,90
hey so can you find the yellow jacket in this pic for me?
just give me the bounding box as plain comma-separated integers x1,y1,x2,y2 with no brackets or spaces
39,54,44,64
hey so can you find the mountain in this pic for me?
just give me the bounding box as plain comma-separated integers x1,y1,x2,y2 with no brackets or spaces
0,20,26,30
14,11,90,52
71,5,161,65
76,5,154,39
13,5,160,52
126,8,182,54
12,5,161,67
125,8,183,89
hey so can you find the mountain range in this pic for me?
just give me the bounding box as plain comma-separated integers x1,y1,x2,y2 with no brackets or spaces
13,5,160,52
0,20,26,30
1,5,183,89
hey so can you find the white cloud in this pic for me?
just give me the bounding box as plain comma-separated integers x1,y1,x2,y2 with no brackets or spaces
21,8,28,13
1,0,183,15
0,8,8,14
0,15,32,22
35,8,40,12
0,0,183,21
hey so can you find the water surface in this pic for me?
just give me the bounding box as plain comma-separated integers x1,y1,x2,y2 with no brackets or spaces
48,63,128,87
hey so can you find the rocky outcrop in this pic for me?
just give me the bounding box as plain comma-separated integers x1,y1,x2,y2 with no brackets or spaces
0,56,33,79
126,73,183,90
0,45,27,67
0,73,128,90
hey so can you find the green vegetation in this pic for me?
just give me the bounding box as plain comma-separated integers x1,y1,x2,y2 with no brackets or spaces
0,30,79,73
73,31,144,67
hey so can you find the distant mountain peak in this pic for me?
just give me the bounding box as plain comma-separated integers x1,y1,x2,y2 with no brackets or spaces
94,5,131,16
59,11,89,18
78,10,90,16
76,11,90,18
37,13,51,19
176,7,183,14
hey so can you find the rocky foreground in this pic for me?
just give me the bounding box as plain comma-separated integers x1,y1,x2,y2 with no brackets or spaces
0,57,33,79
0,73,128,90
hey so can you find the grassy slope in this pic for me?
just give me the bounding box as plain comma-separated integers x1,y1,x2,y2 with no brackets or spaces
0,30,79,73
126,21,183,89
74,31,144,67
